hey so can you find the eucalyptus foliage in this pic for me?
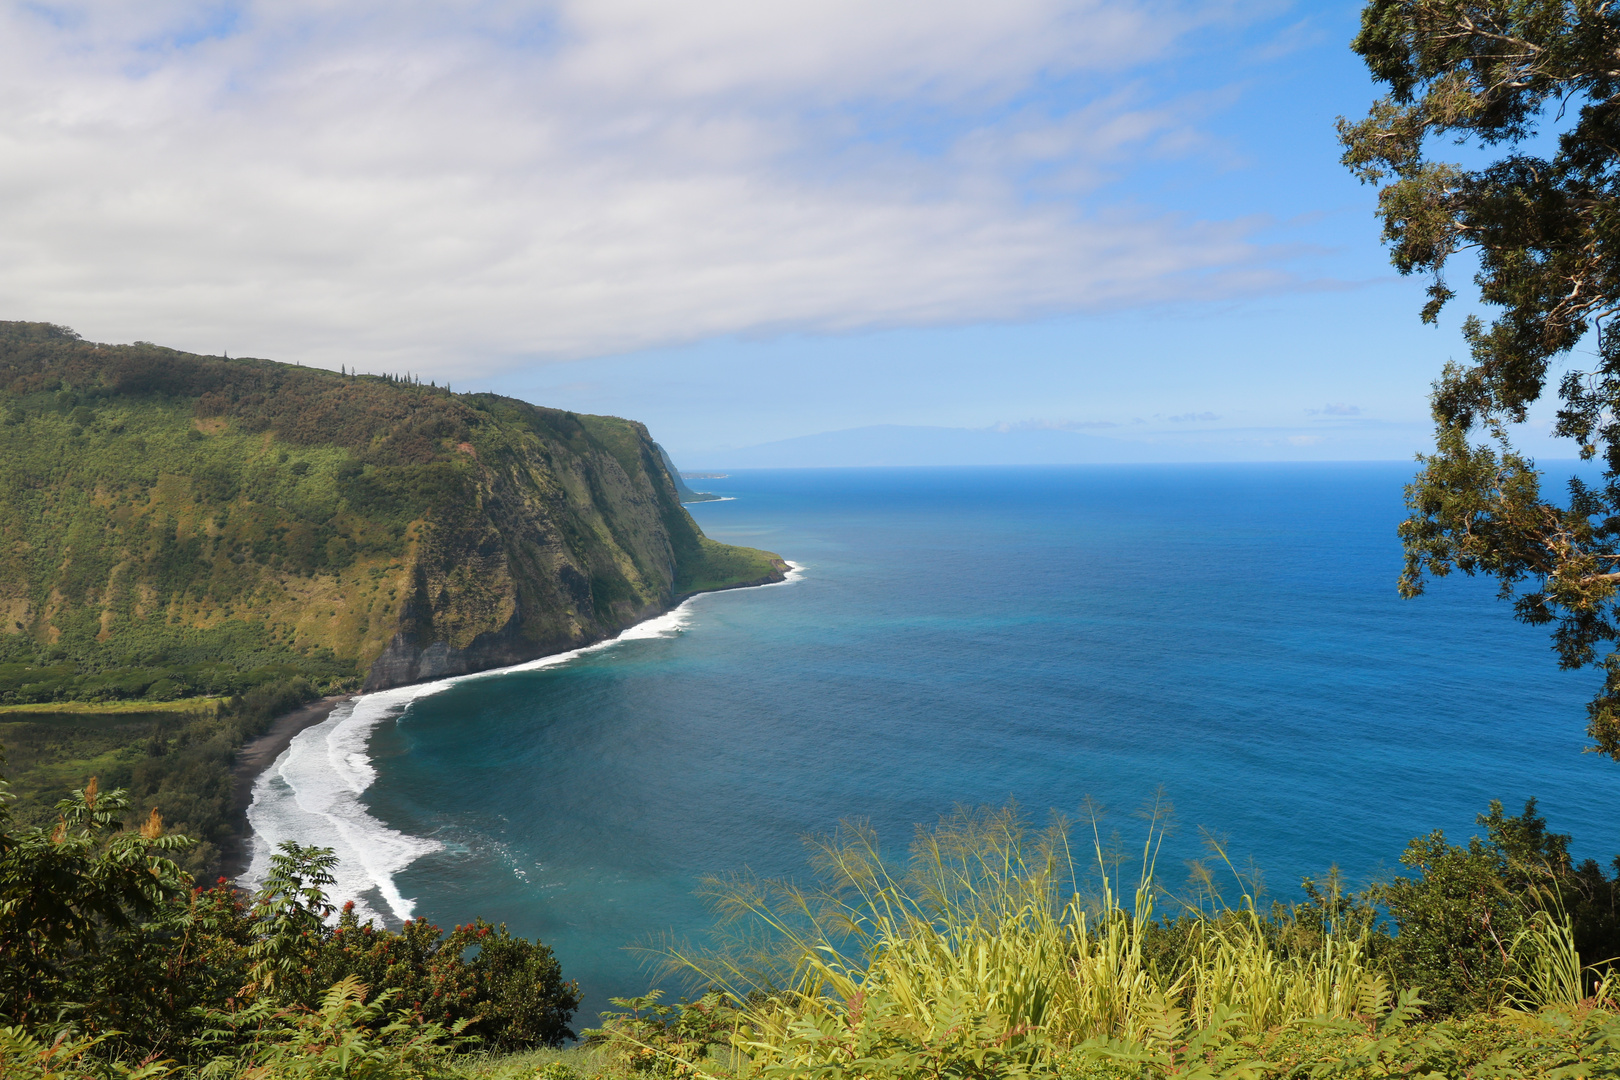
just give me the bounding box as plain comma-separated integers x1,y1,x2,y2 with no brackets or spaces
1340,0,1620,756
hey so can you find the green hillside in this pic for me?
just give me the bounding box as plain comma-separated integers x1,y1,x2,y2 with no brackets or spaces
0,321,784,702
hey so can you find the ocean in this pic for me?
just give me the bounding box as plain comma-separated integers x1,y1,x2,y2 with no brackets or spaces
242,463,1620,1023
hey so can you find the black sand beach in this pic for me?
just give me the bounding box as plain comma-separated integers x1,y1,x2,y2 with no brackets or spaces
220,695,353,879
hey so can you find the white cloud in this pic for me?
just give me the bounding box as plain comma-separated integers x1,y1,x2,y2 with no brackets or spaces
0,0,1292,373
556,0,1193,103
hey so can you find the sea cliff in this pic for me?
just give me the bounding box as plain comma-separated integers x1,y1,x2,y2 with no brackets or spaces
0,320,784,701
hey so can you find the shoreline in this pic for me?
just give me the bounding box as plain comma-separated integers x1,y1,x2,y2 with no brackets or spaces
220,693,354,880
229,561,802,902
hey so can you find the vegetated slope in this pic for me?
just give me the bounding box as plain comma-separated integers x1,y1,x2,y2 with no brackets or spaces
0,321,785,705
658,445,722,502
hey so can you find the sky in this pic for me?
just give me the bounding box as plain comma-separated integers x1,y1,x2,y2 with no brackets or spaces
0,1,1577,465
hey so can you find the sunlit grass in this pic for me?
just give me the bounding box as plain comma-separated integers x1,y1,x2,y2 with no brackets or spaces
633,802,1390,1077
0,696,223,715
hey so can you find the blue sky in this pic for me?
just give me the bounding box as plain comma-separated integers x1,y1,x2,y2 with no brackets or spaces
0,1,1567,464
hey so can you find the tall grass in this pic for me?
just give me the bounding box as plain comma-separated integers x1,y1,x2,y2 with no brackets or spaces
658,804,1388,1075
1505,893,1620,1012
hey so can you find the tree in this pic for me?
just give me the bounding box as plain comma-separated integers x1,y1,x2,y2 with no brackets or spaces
0,774,195,1030
1340,0,1620,756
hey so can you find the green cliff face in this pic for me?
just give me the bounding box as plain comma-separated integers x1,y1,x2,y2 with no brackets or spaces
0,322,785,703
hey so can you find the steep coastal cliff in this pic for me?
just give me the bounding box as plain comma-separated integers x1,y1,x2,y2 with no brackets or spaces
0,321,784,703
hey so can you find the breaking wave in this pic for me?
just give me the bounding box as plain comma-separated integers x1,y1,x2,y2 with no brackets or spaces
238,564,801,925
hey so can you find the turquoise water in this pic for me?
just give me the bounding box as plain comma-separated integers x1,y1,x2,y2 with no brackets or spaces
343,464,1620,1021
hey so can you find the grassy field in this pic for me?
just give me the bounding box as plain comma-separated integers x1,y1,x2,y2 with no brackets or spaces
0,678,317,874
0,695,222,715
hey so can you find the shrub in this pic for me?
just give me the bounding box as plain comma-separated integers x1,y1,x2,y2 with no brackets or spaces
1376,799,1620,1016
0,776,578,1071
305,907,581,1051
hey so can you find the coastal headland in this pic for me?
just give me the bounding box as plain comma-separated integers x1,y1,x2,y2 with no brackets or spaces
0,320,785,877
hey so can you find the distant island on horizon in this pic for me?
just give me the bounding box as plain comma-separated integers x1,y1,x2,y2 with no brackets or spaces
679,421,1437,469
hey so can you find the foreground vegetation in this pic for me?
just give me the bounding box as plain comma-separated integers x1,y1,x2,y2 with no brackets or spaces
0,771,581,1079
10,776,1620,1079
0,677,321,875
574,802,1620,1079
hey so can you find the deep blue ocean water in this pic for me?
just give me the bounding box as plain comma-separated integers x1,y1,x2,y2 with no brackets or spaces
275,464,1620,1023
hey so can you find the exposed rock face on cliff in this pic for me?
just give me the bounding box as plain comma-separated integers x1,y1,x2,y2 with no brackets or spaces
0,321,783,703
360,395,786,689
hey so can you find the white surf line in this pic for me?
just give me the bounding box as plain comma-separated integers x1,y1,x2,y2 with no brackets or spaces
239,564,803,924
243,686,454,927
765,559,805,586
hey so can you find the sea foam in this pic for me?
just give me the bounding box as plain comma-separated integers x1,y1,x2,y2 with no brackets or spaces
238,565,803,925
242,689,450,926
